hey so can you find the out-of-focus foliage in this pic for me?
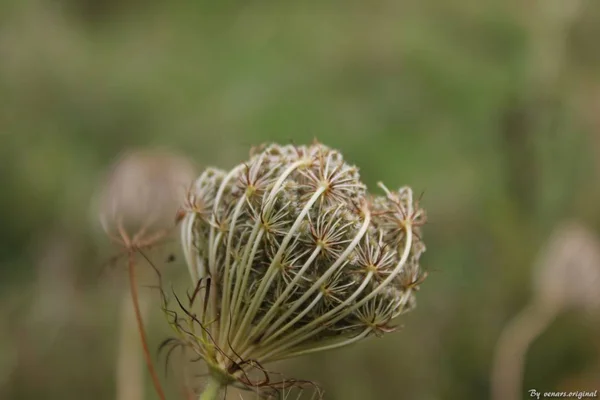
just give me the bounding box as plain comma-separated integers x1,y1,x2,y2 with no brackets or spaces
1,0,599,399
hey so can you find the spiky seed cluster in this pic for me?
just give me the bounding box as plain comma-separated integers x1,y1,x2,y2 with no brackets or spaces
173,143,426,386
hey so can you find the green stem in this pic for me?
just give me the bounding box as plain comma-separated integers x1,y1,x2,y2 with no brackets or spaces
199,376,223,400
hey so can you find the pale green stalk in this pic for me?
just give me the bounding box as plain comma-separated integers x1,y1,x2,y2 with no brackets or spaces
199,376,223,400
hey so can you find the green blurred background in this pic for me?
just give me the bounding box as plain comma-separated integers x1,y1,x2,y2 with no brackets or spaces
1,0,600,399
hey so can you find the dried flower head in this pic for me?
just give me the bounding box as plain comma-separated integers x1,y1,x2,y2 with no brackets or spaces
532,221,600,313
97,149,196,241
166,142,427,396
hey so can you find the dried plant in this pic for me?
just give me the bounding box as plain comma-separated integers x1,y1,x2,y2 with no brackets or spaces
491,221,600,400
532,222,600,314
161,142,427,399
97,149,196,400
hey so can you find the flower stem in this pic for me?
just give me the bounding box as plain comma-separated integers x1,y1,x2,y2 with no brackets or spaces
128,252,167,400
116,291,149,400
490,302,557,400
199,376,223,400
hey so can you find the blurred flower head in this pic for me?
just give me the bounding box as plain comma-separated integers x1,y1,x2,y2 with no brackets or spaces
96,149,196,241
166,142,427,394
532,221,600,313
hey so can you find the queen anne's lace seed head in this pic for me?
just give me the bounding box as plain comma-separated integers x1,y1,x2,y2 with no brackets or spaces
532,221,600,313
167,142,427,392
97,150,196,237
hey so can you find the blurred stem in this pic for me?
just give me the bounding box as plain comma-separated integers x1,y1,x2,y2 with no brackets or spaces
128,252,167,400
491,302,558,400
199,376,223,400
116,289,149,400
